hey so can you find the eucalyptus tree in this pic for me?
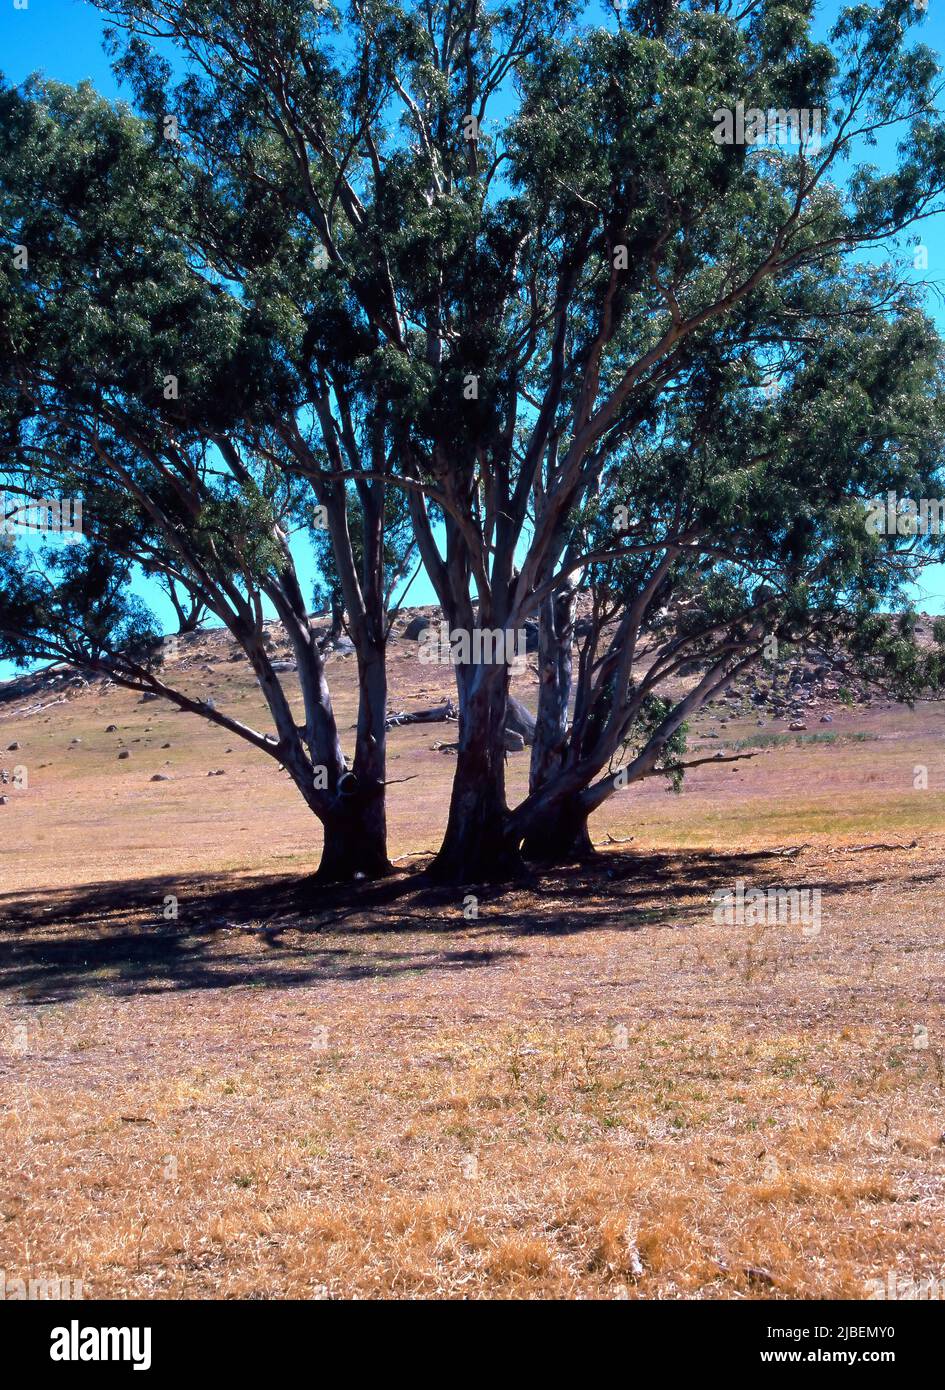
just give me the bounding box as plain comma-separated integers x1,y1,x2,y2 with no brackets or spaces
0,79,401,880
516,293,945,862
93,0,945,882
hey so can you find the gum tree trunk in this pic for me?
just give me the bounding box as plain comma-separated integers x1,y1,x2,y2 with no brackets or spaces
529,585,576,788
521,796,594,862
342,643,392,879
302,640,391,884
426,660,524,884
316,798,390,881
521,584,595,862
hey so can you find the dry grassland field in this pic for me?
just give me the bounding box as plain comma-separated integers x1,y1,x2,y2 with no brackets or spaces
6,0,945,1359
2,619,944,1307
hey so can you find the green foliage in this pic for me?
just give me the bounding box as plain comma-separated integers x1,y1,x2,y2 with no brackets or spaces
4,0,945,800
621,695,690,792
0,534,158,672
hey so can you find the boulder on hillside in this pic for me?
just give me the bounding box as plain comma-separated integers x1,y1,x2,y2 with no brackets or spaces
505,696,536,746
403,615,433,640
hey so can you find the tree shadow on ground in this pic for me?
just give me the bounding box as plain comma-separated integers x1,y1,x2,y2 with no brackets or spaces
0,845,882,1003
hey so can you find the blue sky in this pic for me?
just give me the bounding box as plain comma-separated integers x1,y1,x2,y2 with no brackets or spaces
2,0,945,680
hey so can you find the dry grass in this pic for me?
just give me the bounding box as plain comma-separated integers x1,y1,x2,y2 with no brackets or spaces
1,633,944,1298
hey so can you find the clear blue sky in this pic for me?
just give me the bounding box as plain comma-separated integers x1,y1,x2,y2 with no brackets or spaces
1,0,944,681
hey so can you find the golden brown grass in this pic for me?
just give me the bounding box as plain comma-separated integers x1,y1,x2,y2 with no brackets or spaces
1,633,944,1298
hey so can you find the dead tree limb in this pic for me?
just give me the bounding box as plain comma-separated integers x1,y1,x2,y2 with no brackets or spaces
385,698,458,728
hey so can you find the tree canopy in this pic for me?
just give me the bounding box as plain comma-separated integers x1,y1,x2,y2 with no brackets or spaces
3,0,945,882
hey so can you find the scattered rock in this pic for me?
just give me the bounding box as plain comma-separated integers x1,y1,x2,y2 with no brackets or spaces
150,773,170,782
403,615,433,640
208,768,226,776
140,692,160,703
105,725,118,733
820,713,833,724
7,741,19,751
270,660,297,673
70,738,82,745
789,721,807,732
0,796,7,805
118,750,131,760
505,695,536,746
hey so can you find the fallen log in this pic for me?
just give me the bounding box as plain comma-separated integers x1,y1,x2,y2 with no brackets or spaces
386,698,458,728
829,839,918,854
387,695,535,748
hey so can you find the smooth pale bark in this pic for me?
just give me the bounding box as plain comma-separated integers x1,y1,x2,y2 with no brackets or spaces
279,412,395,880
263,564,392,883
529,586,577,789
521,584,595,862
346,644,393,879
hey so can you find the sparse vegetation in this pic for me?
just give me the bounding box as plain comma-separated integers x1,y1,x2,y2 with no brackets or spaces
2,0,945,1316
2,629,944,1299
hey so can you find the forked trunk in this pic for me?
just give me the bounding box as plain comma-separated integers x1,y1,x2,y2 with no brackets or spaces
350,645,393,877
426,661,524,884
313,643,392,884
519,587,594,864
521,795,595,863
315,796,391,883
